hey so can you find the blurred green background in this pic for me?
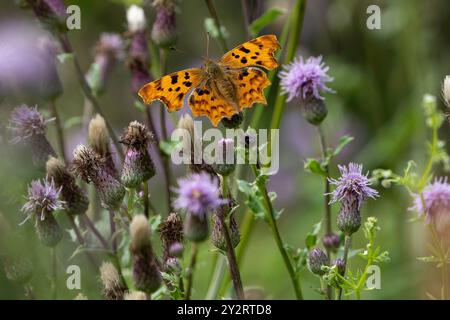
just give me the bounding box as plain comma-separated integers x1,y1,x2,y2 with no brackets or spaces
1,0,450,299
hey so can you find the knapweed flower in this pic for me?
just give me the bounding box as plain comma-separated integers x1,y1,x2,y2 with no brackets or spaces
280,56,334,125
99,262,127,300
9,105,56,167
120,121,156,188
308,247,328,276
88,114,117,178
173,172,224,216
443,75,450,108
22,178,64,247
329,163,378,235
126,5,152,93
158,213,184,267
72,145,125,210
151,0,177,48
86,33,124,94
411,177,450,224
46,157,89,216
130,215,162,294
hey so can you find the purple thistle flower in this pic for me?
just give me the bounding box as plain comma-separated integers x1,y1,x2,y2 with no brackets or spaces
329,163,378,208
151,0,177,48
9,105,53,144
22,178,64,222
279,56,334,102
173,172,225,216
411,177,450,223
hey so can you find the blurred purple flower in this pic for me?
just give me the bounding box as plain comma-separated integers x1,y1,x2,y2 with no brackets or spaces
173,172,224,216
151,0,177,48
329,163,378,208
22,178,64,221
9,105,53,144
279,56,334,102
411,177,450,223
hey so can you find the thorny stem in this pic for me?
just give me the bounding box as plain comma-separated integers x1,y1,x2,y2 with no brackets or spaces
204,0,228,52
251,165,303,300
49,100,66,162
185,243,199,300
57,34,124,161
219,176,245,300
317,125,332,299
339,234,351,300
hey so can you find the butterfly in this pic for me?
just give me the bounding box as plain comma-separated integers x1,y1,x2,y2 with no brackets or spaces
138,35,280,127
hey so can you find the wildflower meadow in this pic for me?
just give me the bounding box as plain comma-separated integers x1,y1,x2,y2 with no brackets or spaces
1,0,450,305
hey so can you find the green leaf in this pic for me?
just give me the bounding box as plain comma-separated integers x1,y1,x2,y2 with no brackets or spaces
57,53,74,64
249,8,285,37
134,100,146,112
63,116,82,129
304,158,327,177
204,18,229,40
332,135,354,157
159,139,181,157
237,179,266,220
86,63,101,93
305,234,317,249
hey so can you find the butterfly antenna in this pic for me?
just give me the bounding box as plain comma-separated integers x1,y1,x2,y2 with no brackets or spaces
206,32,210,60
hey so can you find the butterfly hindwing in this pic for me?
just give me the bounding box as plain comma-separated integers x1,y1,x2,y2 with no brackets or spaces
219,35,280,70
188,83,235,127
138,69,203,112
232,67,271,109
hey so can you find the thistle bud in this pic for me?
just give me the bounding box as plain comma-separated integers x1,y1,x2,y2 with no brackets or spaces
158,213,183,266
333,258,345,275
151,0,177,48
9,105,56,167
300,96,328,126
308,247,328,276
22,179,64,247
220,112,244,129
322,233,340,252
72,145,125,210
22,0,67,32
211,213,240,251
46,157,89,216
184,213,209,243
99,262,126,300
2,256,33,284
124,291,147,300
337,197,361,236
130,215,162,293
88,115,117,177
120,121,156,188
212,138,236,176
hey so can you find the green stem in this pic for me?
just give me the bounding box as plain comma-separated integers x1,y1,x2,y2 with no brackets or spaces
49,99,66,162
251,165,303,300
206,255,226,299
204,0,228,52
338,234,351,300
51,248,57,300
418,119,438,191
143,182,150,218
185,243,199,300
429,224,449,300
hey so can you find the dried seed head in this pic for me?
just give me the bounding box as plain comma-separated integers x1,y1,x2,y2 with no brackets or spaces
308,247,328,276
159,212,183,264
130,214,152,250
99,262,126,300
46,157,89,216
120,121,153,149
124,291,147,300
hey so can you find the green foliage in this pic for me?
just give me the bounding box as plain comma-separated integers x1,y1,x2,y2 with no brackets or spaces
249,8,285,37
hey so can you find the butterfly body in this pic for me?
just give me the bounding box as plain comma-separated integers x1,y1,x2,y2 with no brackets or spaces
138,35,280,126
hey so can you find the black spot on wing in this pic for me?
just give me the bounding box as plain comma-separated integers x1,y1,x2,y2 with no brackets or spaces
241,57,248,64
183,81,192,87
239,46,251,54
171,75,178,84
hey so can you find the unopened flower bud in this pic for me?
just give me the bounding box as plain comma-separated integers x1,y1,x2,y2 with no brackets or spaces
300,96,328,125
159,213,183,265
211,213,240,251
337,197,361,235
88,115,117,177
151,0,177,48
308,247,328,276
35,215,63,247
130,215,162,293
322,233,340,252
184,213,209,243
46,157,89,216
120,121,156,188
333,258,345,275
100,262,126,300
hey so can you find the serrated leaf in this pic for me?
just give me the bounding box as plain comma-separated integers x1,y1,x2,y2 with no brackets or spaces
304,158,327,177
249,8,285,37
305,234,317,249
332,135,354,157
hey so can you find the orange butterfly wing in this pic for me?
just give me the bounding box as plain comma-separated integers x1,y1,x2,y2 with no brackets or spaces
138,69,204,112
232,67,271,109
219,35,280,70
188,83,236,127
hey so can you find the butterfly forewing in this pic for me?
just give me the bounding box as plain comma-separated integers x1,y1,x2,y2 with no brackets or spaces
231,67,271,109
138,69,204,112
219,35,280,70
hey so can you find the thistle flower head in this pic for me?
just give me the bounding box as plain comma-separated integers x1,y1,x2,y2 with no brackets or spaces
279,56,334,102
9,105,53,144
308,247,328,276
130,214,152,250
22,178,64,221
120,121,153,150
127,5,147,32
94,33,124,62
159,212,183,262
151,0,177,47
411,177,450,223
23,0,67,31
173,172,225,216
72,145,103,183
329,163,378,208
443,75,450,108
